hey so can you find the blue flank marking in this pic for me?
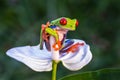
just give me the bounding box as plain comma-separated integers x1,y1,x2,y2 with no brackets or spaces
65,39,72,43
50,25,56,29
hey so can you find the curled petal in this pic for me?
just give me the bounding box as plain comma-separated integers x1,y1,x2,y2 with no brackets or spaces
6,45,52,72
61,39,92,71
60,39,85,61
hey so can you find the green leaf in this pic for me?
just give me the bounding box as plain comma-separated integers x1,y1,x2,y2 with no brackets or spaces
59,68,120,80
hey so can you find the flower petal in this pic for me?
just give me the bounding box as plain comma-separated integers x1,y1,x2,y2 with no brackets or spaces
60,39,85,61
6,45,52,72
61,39,92,71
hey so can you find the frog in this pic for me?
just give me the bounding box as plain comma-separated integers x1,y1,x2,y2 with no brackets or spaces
40,17,83,53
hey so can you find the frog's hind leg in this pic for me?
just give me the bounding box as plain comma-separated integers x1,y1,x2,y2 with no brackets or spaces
67,42,84,53
60,39,84,54
59,39,74,53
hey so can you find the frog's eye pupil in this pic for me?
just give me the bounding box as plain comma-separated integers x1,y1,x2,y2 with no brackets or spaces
76,20,79,27
60,18,67,25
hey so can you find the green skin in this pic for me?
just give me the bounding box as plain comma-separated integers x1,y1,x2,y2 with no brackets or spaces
50,17,77,30
40,17,78,80
40,17,77,50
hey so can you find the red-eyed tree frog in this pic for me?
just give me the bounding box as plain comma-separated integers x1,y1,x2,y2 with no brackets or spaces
40,17,81,53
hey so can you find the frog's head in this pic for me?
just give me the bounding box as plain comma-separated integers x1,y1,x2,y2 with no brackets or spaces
50,17,78,31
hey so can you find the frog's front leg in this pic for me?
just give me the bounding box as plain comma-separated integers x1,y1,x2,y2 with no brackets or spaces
45,28,59,41
45,27,62,50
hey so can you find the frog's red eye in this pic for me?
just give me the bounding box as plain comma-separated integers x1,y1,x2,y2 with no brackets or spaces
76,20,79,27
60,18,67,25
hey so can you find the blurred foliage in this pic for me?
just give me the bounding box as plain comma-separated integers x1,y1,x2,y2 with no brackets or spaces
0,0,120,80
60,68,120,80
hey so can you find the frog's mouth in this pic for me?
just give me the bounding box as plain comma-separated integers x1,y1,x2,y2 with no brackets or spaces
56,25,75,31
61,26,76,31
56,28,68,33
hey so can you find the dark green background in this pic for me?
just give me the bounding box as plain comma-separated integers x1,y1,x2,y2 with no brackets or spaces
0,0,120,80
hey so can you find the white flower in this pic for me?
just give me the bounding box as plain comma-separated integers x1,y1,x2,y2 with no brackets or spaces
6,39,92,72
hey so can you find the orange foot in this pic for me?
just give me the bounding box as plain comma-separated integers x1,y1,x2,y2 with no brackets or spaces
52,41,61,51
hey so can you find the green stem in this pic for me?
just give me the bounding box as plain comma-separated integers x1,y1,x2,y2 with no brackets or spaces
52,60,58,80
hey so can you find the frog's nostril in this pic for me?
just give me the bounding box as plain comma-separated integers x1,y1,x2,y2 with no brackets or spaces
60,18,67,25
76,20,79,27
